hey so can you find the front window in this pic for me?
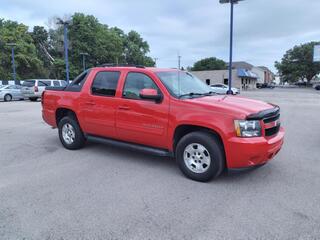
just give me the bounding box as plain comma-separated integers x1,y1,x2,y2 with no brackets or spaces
156,71,213,98
123,72,160,100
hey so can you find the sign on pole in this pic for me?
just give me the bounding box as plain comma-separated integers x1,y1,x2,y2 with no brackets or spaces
314,45,320,62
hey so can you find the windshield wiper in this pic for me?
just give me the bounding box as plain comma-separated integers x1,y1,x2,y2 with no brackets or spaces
203,91,216,96
179,91,216,99
179,92,206,99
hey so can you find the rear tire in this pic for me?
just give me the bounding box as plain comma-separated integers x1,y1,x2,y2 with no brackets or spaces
175,131,225,182
29,97,38,101
58,116,86,150
4,94,12,102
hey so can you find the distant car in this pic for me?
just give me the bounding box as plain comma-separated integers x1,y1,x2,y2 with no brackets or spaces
21,79,67,101
210,84,240,95
315,85,320,91
257,83,275,89
0,85,24,102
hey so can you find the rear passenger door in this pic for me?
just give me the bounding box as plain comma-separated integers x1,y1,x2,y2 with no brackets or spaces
7,85,19,99
81,71,121,139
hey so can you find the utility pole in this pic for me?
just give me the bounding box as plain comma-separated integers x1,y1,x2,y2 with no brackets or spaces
57,18,71,83
80,52,89,71
178,54,182,70
7,43,17,83
220,0,244,94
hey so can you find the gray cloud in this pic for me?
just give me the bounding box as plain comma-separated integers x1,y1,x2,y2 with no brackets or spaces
1,0,319,72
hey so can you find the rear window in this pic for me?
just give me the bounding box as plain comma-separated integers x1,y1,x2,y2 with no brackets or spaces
22,80,35,87
53,81,60,86
61,81,67,87
38,80,52,86
91,71,120,97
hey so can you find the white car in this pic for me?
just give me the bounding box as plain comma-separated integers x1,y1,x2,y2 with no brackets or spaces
21,79,67,101
210,84,240,95
0,85,24,101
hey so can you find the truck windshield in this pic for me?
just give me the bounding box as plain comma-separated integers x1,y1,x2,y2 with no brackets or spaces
156,71,213,98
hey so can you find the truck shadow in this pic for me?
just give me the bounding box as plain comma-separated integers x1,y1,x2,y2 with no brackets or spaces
84,141,274,184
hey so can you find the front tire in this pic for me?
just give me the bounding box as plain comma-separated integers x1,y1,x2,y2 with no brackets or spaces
58,116,86,150
29,97,38,102
4,94,12,102
176,131,225,182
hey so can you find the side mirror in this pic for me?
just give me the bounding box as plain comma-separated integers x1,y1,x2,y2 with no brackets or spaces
139,88,162,103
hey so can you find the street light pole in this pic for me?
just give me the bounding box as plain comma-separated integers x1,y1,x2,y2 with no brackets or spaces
220,0,244,94
80,53,89,71
7,43,17,82
57,18,71,83
227,1,234,94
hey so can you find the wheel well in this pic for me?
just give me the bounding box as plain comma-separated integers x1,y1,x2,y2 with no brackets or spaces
173,125,225,153
56,108,78,126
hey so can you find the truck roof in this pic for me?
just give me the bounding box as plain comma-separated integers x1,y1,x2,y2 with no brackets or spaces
92,65,179,73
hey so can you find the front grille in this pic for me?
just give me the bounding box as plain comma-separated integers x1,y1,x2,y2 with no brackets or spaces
262,109,280,137
265,125,280,137
263,114,280,124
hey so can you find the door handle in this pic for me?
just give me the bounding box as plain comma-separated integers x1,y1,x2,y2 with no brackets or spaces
118,105,130,110
85,101,96,106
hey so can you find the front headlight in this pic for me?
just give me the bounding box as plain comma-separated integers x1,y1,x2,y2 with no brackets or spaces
234,120,262,137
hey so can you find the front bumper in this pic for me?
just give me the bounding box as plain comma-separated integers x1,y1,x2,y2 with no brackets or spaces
225,127,285,169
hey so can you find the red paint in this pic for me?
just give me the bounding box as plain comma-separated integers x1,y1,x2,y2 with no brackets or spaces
42,67,285,169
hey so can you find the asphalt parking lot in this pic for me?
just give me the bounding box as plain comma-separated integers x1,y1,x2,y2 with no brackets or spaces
0,88,320,240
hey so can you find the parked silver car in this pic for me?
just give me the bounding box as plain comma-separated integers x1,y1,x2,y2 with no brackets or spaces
210,84,240,95
0,85,24,102
21,79,67,101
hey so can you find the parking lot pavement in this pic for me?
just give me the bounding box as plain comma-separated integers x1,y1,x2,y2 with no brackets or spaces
0,88,320,240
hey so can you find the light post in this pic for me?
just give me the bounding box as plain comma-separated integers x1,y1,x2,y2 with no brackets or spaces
220,0,244,94
57,18,71,83
80,53,89,71
7,43,17,82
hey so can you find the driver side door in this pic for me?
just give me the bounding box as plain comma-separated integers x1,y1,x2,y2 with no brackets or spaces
116,72,169,149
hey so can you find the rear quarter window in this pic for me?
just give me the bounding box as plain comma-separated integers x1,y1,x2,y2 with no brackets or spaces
38,80,52,86
53,81,60,86
22,80,35,87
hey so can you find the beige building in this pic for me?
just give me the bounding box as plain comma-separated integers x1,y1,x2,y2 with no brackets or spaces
191,68,258,90
251,66,275,84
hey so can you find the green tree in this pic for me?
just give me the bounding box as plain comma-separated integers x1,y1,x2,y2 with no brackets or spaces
0,19,44,80
275,42,320,83
123,31,155,66
48,13,154,79
191,57,227,71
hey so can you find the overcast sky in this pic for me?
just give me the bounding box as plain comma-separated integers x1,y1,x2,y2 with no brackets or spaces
1,0,320,72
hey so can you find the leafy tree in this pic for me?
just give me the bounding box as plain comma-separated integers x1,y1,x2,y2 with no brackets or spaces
0,19,44,80
0,13,155,81
123,31,155,67
191,57,227,71
275,42,320,83
48,13,154,79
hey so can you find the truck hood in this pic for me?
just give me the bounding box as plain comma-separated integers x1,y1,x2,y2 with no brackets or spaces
187,95,274,117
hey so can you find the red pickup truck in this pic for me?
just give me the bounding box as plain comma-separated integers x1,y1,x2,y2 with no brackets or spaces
42,65,284,182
